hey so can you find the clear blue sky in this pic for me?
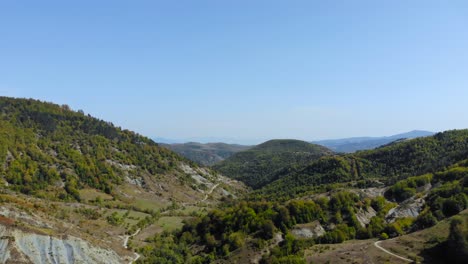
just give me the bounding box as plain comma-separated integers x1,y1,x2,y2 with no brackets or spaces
1,1,467,144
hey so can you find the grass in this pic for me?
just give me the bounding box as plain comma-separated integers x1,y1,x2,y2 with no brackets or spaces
132,198,166,211
156,216,187,231
79,188,113,202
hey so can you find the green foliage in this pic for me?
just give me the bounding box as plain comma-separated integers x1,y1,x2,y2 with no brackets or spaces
141,200,326,261
213,139,332,189
414,208,438,229
379,232,389,240
319,224,355,243
106,212,124,226
385,174,432,202
256,130,468,200
385,217,414,237
138,232,192,264
424,215,468,264
266,233,308,263
446,216,468,263
370,196,386,212
0,97,187,199
426,169,468,219
75,207,101,220
166,142,251,166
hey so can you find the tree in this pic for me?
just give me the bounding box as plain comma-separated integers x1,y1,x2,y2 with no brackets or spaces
446,216,468,263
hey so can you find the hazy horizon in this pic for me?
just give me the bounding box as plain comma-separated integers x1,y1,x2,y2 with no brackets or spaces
2,1,467,141
153,129,436,145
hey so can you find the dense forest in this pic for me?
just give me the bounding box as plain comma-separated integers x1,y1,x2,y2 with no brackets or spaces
0,97,191,200
213,139,332,189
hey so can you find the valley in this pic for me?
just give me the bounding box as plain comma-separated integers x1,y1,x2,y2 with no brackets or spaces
0,97,467,263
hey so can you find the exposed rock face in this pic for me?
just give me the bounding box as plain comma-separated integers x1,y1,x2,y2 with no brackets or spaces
385,197,425,223
356,206,377,227
357,187,386,198
291,221,326,239
0,224,123,264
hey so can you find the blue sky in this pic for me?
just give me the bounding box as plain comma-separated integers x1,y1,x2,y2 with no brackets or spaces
1,1,467,144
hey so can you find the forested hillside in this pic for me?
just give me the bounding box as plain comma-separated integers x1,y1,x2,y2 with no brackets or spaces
1,97,467,264
163,142,251,166
139,131,468,263
0,97,246,263
213,139,333,189
256,130,468,200
0,97,193,199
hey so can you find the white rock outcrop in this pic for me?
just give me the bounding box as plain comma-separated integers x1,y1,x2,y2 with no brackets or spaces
385,197,425,223
356,206,377,227
0,224,123,264
291,221,326,239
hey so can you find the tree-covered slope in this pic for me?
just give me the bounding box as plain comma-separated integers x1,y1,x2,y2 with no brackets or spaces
0,97,243,202
257,129,468,199
212,139,333,189
0,97,249,263
139,148,468,264
162,142,251,166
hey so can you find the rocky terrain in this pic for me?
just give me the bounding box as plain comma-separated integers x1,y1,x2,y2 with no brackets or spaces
0,224,123,264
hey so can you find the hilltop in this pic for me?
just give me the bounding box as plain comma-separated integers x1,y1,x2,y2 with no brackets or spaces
258,129,468,199
213,139,333,189
162,142,251,166
314,130,435,153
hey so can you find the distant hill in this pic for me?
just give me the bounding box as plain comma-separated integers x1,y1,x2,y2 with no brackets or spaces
258,129,468,199
162,142,252,166
313,130,435,153
213,139,333,189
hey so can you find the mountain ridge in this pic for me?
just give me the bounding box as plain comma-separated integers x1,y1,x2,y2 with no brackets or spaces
313,130,435,153
162,142,251,166
213,139,333,189
257,129,468,200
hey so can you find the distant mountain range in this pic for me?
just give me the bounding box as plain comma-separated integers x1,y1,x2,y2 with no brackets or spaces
161,142,252,166
313,130,435,153
159,130,435,165
154,137,261,145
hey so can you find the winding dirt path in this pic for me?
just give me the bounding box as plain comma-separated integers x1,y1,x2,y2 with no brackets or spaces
201,183,220,202
123,229,141,263
374,240,412,262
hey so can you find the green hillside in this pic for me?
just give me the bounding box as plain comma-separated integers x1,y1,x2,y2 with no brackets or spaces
140,132,468,263
163,142,251,166
0,97,246,203
0,97,248,262
0,97,188,198
257,129,468,199
212,139,333,189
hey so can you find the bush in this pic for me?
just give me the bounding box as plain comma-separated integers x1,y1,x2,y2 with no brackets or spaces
379,232,389,240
